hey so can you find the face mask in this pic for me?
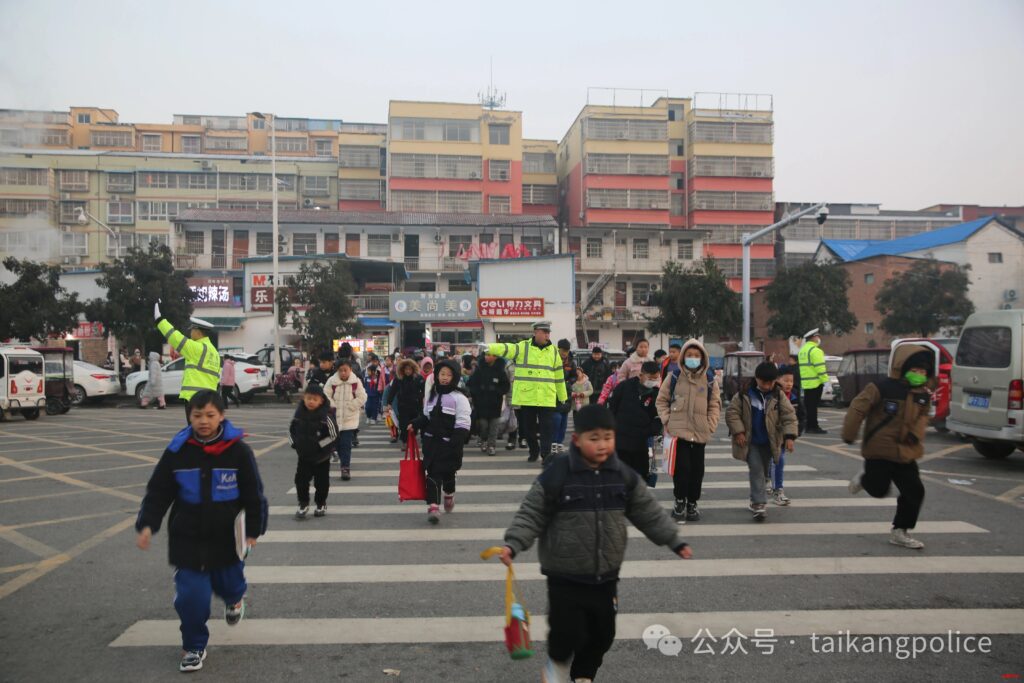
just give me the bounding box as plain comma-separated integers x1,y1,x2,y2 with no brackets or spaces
905,371,927,387
643,379,659,388
684,358,701,370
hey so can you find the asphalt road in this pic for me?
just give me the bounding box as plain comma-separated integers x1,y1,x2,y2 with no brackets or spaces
0,399,1022,682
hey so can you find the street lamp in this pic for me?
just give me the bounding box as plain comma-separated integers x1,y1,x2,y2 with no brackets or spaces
741,202,829,350
251,112,281,376
75,206,123,379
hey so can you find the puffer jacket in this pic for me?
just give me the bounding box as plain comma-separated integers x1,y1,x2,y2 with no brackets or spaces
288,403,338,465
503,445,688,584
144,351,164,399
841,343,934,463
656,339,721,444
725,382,798,462
467,357,510,419
415,360,472,472
324,371,367,430
607,377,662,452
617,351,652,381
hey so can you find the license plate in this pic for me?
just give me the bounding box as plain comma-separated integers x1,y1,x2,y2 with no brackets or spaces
966,394,989,409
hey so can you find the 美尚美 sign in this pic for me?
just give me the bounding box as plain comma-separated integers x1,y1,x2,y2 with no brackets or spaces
388,292,478,321
478,297,544,318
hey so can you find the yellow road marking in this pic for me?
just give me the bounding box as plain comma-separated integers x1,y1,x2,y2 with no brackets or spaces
0,526,60,558
0,562,39,575
6,509,132,531
0,462,153,484
0,455,143,504
996,483,1024,503
0,429,158,463
0,483,145,506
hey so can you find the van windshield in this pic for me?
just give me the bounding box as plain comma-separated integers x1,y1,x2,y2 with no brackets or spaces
9,357,43,375
956,327,1011,368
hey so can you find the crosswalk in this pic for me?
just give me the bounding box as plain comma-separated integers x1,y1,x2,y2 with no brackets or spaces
110,422,1024,669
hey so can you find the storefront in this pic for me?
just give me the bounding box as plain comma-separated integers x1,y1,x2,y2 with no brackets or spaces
388,291,481,354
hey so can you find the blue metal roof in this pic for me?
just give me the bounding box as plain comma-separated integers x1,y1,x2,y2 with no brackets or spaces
357,316,397,328
821,216,1000,262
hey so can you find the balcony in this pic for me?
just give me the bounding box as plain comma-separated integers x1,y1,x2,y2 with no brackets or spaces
349,294,389,313
580,305,659,322
575,253,683,275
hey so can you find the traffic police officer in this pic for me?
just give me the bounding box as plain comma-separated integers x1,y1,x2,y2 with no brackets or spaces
154,302,222,422
798,328,829,434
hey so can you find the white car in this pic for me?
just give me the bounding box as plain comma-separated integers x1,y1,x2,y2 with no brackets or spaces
71,361,121,406
821,356,842,405
126,355,271,403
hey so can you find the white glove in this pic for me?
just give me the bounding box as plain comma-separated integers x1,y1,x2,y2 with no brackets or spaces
478,343,490,354
153,302,161,320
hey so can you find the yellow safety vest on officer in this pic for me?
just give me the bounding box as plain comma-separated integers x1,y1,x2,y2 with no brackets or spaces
155,303,221,402
798,329,829,391
485,321,567,408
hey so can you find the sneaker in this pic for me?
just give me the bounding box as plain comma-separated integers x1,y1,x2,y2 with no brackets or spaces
671,498,687,522
542,656,571,683
487,445,496,456
443,493,455,513
352,439,360,447
527,454,539,463
848,473,864,495
749,503,767,521
427,504,441,524
806,427,828,435
686,502,701,521
179,649,206,672
314,506,326,517
295,506,309,519
506,440,515,450
331,452,340,463
518,439,528,448
773,489,791,506
341,467,351,481
765,478,773,495
389,436,398,444
890,528,925,549
225,598,245,626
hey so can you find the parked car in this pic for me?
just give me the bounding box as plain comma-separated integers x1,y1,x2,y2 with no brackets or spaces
126,355,271,403
0,345,46,420
837,348,891,408
721,351,765,403
947,310,1024,459
34,347,75,415
71,360,121,406
888,338,955,430
256,345,301,377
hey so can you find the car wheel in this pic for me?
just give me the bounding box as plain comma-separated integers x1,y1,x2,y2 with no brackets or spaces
22,408,41,420
239,388,254,404
70,384,87,406
973,441,1016,459
135,382,147,401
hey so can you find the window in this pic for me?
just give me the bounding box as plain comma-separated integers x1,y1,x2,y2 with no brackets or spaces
449,235,472,257
314,139,333,157
671,193,685,216
489,159,510,181
585,154,669,175
489,124,510,145
181,135,201,154
0,199,49,216
367,234,391,257
865,322,875,334
448,278,471,292
40,129,67,145
106,200,134,224
690,121,773,144
632,238,649,260
255,233,273,255
0,168,47,185
391,154,482,180
184,231,204,255
588,280,604,305
252,118,265,130
141,134,162,152
302,176,330,195
292,233,317,255
60,170,88,191
59,201,86,223
587,188,669,210
339,145,379,168
670,138,684,156
106,173,135,193
61,232,88,256
523,152,556,174
988,252,1003,264
522,184,557,205
444,120,475,142
339,179,381,200
521,235,544,256
204,136,247,151
956,326,1012,368
77,113,91,124
489,196,511,214
91,130,132,147
677,239,693,260
669,105,684,122
435,191,482,213
585,118,667,141
585,238,603,259
864,273,875,285
273,137,308,153
632,282,652,306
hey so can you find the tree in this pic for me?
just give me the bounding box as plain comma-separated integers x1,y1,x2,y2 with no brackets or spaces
647,258,741,339
0,258,83,342
875,260,974,337
85,244,196,352
764,262,857,338
277,260,361,352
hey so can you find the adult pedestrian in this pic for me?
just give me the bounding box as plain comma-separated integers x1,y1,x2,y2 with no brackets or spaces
220,356,240,407
154,303,221,422
580,347,612,405
467,352,510,456
798,328,830,434
483,321,567,463
551,339,576,453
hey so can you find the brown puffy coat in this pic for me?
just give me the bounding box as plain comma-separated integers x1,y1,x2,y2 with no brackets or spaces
725,383,798,463
841,343,933,463
655,339,721,444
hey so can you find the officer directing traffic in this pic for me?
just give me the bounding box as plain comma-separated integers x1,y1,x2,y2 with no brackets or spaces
154,301,222,422
798,328,829,434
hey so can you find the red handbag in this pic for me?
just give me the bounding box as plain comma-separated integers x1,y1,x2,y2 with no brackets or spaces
398,433,427,502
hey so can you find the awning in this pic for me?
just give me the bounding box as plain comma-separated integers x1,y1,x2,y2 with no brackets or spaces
358,316,398,328
202,317,245,331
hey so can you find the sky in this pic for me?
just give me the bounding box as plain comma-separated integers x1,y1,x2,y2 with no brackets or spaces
1,0,1022,209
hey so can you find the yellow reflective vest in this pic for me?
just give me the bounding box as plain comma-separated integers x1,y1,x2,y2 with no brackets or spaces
156,319,221,401
487,339,567,408
798,340,829,391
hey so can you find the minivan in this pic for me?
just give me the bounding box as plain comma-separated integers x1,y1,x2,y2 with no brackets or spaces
947,310,1024,459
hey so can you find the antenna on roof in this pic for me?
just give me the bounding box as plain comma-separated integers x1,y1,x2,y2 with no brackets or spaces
478,57,506,110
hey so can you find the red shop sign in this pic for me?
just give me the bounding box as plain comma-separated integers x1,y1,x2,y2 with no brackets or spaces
477,297,544,318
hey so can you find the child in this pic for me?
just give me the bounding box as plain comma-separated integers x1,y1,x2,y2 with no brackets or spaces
498,404,692,683
607,360,662,481
363,360,386,425
325,359,367,481
135,390,268,673
306,351,335,387
725,362,798,522
139,351,167,409
617,338,651,381
596,361,621,405
289,383,338,518
843,346,933,549
771,367,806,506
220,357,241,408
656,340,721,522
385,359,425,445
412,360,471,524
570,367,594,415
467,352,510,456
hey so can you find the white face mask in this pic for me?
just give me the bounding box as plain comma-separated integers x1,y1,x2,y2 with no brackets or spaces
643,379,659,388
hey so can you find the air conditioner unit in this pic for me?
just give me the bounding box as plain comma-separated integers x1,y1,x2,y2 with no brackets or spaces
1001,303,1014,310
60,192,71,201
110,194,120,202
201,161,213,170
302,198,314,208
390,232,401,242
277,234,288,253
1005,289,1018,301
433,232,443,244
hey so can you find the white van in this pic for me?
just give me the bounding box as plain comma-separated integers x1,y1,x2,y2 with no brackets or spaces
947,310,1024,459
0,345,46,420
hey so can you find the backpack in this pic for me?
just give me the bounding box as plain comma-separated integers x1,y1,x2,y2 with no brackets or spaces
668,369,716,408
539,453,640,507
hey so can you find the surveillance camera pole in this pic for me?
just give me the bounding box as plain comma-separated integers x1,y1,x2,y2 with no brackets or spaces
270,114,281,377
741,202,826,351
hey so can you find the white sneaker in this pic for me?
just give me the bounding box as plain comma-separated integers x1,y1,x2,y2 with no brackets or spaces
773,488,790,506
890,528,924,549
542,657,571,683
848,474,864,495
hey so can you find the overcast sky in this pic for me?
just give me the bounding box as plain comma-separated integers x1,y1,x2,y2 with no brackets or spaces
1,0,1021,209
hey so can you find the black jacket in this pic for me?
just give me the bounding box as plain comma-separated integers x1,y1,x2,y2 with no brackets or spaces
136,421,268,570
608,377,663,451
467,357,510,419
391,374,425,425
581,357,612,395
288,403,339,464
306,366,331,387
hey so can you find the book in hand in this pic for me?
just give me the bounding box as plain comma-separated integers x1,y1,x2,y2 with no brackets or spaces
234,510,249,561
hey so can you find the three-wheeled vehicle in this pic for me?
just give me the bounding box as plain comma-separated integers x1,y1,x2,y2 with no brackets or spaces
836,348,891,407
889,338,955,430
33,346,75,415
0,345,46,420
721,351,765,404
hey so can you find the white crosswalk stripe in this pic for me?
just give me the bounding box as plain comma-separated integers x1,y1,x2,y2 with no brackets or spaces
290,479,853,494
